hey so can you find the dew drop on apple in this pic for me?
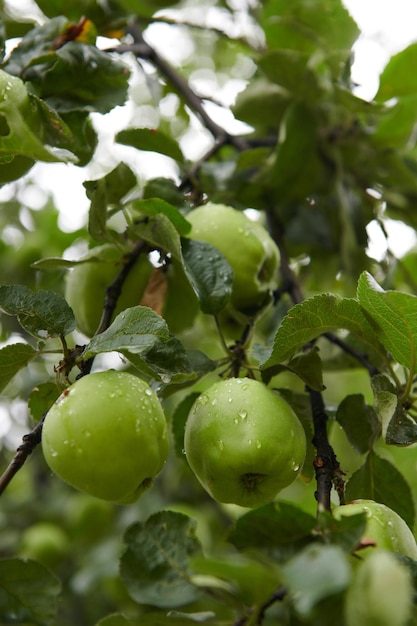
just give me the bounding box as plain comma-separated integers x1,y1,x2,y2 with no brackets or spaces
238,409,248,420
199,394,209,405
256,440,262,449
211,398,217,406
145,389,152,396
218,440,224,451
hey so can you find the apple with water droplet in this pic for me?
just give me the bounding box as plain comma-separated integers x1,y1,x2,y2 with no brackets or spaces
186,204,280,313
42,371,169,504
184,377,306,508
333,499,417,558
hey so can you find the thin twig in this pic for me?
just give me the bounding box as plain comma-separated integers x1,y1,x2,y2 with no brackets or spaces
0,416,44,496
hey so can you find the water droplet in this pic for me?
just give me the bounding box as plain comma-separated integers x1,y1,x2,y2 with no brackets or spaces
83,430,91,438
51,450,58,457
248,439,252,445
199,394,209,405
228,397,233,403
218,440,224,451
145,389,152,396
256,440,262,449
233,418,239,424
181,448,186,455
241,384,250,391
211,398,217,406
293,464,300,472
238,409,248,420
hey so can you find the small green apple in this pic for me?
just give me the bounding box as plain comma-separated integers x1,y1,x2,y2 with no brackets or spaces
184,377,306,508
186,204,279,312
42,371,169,504
20,522,69,567
345,550,413,626
65,243,153,337
333,499,417,559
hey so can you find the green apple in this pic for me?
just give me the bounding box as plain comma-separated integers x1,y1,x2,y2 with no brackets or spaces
186,204,279,313
65,243,153,337
184,377,306,508
42,370,169,504
20,522,69,567
333,499,417,559
345,550,413,626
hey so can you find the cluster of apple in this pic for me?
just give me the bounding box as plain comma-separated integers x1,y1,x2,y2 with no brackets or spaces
42,204,310,507
41,204,417,604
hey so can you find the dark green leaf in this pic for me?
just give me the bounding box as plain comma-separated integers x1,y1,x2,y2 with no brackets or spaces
282,544,351,616
131,198,191,236
116,128,184,163
287,347,324,391
262,293,380,368
317,510,367,553
180,238,233,315
258,50,325,101
143,177,191,210
123,334,195,385
120,511,203,608
345,450,415,529
357,271,417,373
129,213,182,261
336,394,381,454
0,343,37,392
0,285,76,338
228,501,316,562
0,558,61,625
28,382,61,421
166,611,216,623
263,103,325,203
24,42,130,113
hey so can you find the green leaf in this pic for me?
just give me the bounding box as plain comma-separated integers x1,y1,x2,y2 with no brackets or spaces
85,163,137,242
129,213,182,261
336,394,381,454
261,0,359,55
166,611,216,623
171,392,200,457
369,375,414,445
0,70,75,164
120,510,203,609
28,382,61,421
0,558,61,625
83,306,194,384
24,42,130,114
180,238,233,315
287,347,324,390
258,50,325,101
262,293,379,368
317,510,367,553
124,334,195,384
263,103,325,203
376,43,417,101
191,553,281,607
83,306,170,357
0,285,76,338
0,343,37,392
116,128,184,163
282,544,351,616
228,501,316,562
357,271,417,373
143,177,191,210
130,198,191,236
345,450,415,529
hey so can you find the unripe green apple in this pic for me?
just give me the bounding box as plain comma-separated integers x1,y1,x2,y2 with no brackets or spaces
42,371,169,504
65,243,153,337
345,550,413,626
333,499,417,559
184,377,306,508
186,204,279,312
20,522,69,567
